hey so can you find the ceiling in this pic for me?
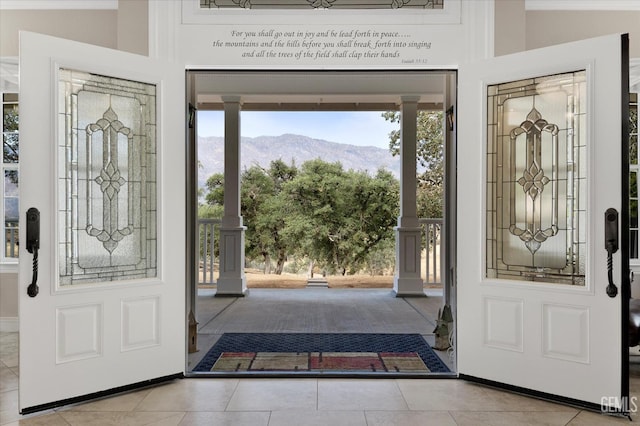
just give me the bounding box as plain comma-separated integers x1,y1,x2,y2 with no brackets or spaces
190,70,454,111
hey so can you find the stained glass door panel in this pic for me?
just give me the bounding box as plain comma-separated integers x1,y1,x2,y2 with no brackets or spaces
58,69,157,286
486,71,586,285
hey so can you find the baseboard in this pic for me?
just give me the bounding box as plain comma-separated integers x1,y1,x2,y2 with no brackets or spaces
0,317,18,332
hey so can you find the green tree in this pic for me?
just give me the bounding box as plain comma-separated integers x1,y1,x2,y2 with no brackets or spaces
241,160,297,274
200,172,224,219
204,172,224,207
202,159,399,276
383,110,444,218
282,160,398,275
2,103,19,164
241,166,276,271
261,160,297,273
341,168,399,274
281,160,346,274
203,161,298,274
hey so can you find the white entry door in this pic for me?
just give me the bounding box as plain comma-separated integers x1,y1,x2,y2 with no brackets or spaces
458,33,629,410
18,32,185,413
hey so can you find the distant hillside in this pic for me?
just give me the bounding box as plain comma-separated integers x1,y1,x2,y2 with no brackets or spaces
198,133,399,189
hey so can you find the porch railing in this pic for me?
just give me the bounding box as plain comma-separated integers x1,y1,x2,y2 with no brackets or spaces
4,221,19,259
419,218,443,286
197,217,443,287
198,218,221,286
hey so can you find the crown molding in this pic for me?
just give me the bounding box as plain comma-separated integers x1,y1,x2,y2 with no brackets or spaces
0,0,117,10
526,0,640,11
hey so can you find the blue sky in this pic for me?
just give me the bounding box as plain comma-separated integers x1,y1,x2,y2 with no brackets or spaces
197,111,399,149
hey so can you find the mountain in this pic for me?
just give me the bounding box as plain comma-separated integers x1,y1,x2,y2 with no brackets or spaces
197,133,399,189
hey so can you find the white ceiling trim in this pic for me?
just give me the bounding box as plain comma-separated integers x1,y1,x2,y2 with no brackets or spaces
526,0,640,11
0,0,117,10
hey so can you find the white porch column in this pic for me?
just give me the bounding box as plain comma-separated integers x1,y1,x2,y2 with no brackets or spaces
394,96,424,297
216,96,247,296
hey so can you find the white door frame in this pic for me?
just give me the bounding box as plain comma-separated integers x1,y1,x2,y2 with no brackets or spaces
184,69,459,374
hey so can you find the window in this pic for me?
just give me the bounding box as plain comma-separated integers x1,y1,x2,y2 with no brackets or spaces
58,69,157,285
199,0,444,9
2,92,19,264
486,71,587,285
630,93,638,261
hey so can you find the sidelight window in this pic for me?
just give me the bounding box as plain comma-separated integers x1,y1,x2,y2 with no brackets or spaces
2,92,19,263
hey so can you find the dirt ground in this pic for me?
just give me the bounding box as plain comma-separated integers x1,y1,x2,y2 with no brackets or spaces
245,270,394,289
200,268,441,289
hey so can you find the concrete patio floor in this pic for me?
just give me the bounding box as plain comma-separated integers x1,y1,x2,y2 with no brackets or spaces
188,287,454,373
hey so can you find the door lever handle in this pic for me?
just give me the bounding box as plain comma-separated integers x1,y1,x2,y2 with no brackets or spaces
606,248,618,298
27,247,39,298
605,208,618,298
26,207,40,298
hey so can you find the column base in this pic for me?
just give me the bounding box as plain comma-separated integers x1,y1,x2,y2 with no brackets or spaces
215,277,248,297
394,224,424,297
393,276,426,297
216,224,246,297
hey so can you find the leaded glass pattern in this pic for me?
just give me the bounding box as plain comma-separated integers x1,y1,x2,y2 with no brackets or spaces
2,92,19,260
630,93,638,165
486,71,587,285
199,0,443,9
3,170,18,258
630,93,638,259
58,69,157,286
2,93,19,163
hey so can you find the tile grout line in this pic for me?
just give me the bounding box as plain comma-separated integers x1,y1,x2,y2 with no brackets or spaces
223,378,241,412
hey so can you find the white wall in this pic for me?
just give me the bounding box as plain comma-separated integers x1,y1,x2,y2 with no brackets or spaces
526,10,640,58
0,0,148,57
0,10,118,57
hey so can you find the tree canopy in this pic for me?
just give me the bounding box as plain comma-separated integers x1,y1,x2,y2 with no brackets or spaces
201,159,399,275
383,110,444,218
3,103,19,165
281,160,399,275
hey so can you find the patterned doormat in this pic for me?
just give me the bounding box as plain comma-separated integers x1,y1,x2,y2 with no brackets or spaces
192,333,451,374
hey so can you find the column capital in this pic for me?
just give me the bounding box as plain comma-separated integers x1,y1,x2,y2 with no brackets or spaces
397,216,420,228
400,95,421,104
221,95,242,104
221,216,244,228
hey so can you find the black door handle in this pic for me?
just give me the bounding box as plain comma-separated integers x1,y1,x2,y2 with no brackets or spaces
604,208,618,298
26,207,40,298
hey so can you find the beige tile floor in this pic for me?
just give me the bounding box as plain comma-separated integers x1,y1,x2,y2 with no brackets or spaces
2,329,639,425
